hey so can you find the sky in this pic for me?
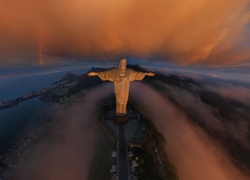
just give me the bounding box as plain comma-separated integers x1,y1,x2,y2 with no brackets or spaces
0,0,249,66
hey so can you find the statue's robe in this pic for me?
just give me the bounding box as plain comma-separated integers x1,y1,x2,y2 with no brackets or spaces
96,68,147,114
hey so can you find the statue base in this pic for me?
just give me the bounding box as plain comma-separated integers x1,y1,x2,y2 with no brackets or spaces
114,113,128,124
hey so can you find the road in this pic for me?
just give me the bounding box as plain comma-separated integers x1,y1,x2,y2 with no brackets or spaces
118,124,129,180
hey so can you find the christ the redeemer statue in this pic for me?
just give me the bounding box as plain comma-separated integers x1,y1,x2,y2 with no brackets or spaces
88,59,155,116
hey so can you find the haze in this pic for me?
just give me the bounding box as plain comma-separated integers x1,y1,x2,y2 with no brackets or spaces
0,0,249,65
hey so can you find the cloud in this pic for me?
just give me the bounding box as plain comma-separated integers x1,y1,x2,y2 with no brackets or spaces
13,83,113,180
160,82,250,149
130,82,249,180
0,0,249,65
206,84,250,104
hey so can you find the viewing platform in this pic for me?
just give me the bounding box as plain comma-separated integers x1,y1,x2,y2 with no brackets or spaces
103,106,147,180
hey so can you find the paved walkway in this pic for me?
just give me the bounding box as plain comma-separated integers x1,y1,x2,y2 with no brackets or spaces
118,124,129,180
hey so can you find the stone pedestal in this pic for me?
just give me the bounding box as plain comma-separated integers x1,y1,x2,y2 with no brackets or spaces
114,113,128,123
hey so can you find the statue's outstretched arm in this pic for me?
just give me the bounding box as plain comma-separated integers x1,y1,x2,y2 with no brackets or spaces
146,72,155,76
129,69,155,81
88,69,114,82
88,72,98,76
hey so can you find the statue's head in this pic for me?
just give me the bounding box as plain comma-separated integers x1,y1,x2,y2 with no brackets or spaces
119,58,126,70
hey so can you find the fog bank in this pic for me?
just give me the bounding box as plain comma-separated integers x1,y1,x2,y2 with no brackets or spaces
13,83,113,180
130,82,249,180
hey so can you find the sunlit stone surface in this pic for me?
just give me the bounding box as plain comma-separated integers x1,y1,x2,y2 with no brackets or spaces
88,59,155,116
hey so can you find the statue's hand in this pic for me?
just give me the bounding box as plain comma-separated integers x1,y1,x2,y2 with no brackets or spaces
147,72,155,76
88,72,98,76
